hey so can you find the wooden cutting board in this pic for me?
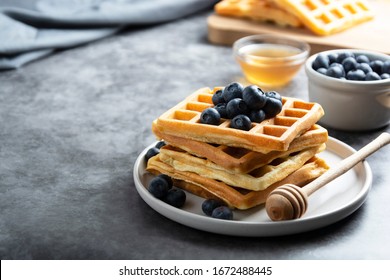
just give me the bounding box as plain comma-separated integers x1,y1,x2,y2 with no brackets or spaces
207,0,390,54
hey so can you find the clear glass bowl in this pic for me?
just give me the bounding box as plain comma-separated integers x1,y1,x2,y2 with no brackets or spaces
233,34,310,88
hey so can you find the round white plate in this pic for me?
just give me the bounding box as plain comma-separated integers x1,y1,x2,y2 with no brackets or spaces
133,137,372,236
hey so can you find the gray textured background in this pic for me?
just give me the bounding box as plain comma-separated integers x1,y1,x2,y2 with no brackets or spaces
1,6,390,259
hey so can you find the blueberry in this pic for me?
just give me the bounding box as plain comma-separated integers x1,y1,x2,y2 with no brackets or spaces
356,55,370,64
382,60,390,74
214,103,228,119
211,206,233,220
346,69,366,81
212,89,225,105
200,108,220,125
226,98,248,119
242,85,267,110
365,72,381,81
370,60,384,74
249,109,266,123
312,54,329,70
356,63,372,74
155,140,166,149
230,114,252,130
265,91,282,102
157,174,173,189
148,177,170,199
202,199,225,216
328,53,338,64
342,57,357,73
336,52,354,64
263,97,283,118
316,67,327,75
326,65,345,78
164,188,186,208
145,147,159,162
381,73,390,79
223,82,244,102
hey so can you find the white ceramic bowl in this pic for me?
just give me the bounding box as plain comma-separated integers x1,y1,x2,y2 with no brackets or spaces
305,49,390,131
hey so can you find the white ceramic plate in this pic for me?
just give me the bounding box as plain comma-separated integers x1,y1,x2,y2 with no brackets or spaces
133,137,372,236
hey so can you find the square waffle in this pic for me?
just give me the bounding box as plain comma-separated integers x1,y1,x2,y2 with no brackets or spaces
154,87,324,153
153,121,328,173
271,0,374,35
147,155,329,210
215,0,303,27
157,144,324,191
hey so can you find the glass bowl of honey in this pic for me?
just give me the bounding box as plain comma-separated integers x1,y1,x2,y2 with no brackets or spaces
233,34,310,88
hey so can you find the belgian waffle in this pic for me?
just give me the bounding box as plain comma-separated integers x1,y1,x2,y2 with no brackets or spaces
147,155,329,209
271,0,374,35
215,0,303,27
157,144,324,191
154,87,324,153
153,121,328,173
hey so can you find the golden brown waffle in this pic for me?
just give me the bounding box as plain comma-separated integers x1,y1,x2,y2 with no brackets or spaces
271,0,374,35
215,0,303,27
147,155,329,210
153,121,328,173
154,87,324,153
157,144,324,191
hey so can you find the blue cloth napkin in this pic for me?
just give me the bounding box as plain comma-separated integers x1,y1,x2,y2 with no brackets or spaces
0,0,219,70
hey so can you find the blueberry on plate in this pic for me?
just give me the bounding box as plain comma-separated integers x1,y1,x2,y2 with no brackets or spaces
211,206,233,220
249,109,266,123
157,174,173,189
148,176,170,199
212,89,225,105
365,72,381,81
230,114,252,131
263,97,283,118
214,103,228,119
200,108,221,125
164,188,186,208
223,82,244,102
155,140,166,149
370,60,384,74
145,147,160,162
226,98,249,119
242,85,267,110
312,54,329,70
347,69,366,81
202,199,225,216
326,65,345,78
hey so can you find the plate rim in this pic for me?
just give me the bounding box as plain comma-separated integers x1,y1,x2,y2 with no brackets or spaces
133,137,372,236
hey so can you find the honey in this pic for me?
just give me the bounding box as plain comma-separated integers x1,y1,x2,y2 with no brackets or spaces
236,43,305,87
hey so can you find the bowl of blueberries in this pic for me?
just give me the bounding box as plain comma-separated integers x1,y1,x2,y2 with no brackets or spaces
305,49,390,131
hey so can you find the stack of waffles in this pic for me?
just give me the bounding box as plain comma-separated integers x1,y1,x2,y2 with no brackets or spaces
215,0,374,35
146,87,330,210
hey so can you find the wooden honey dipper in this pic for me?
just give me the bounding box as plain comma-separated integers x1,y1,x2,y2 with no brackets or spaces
265,132,390,221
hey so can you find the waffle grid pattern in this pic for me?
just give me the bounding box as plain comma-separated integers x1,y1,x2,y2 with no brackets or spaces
273,0,373,35
156,87,324,152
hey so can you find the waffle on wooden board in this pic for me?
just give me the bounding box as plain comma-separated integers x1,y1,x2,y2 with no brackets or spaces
215,0,374,35
215,0,303,27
